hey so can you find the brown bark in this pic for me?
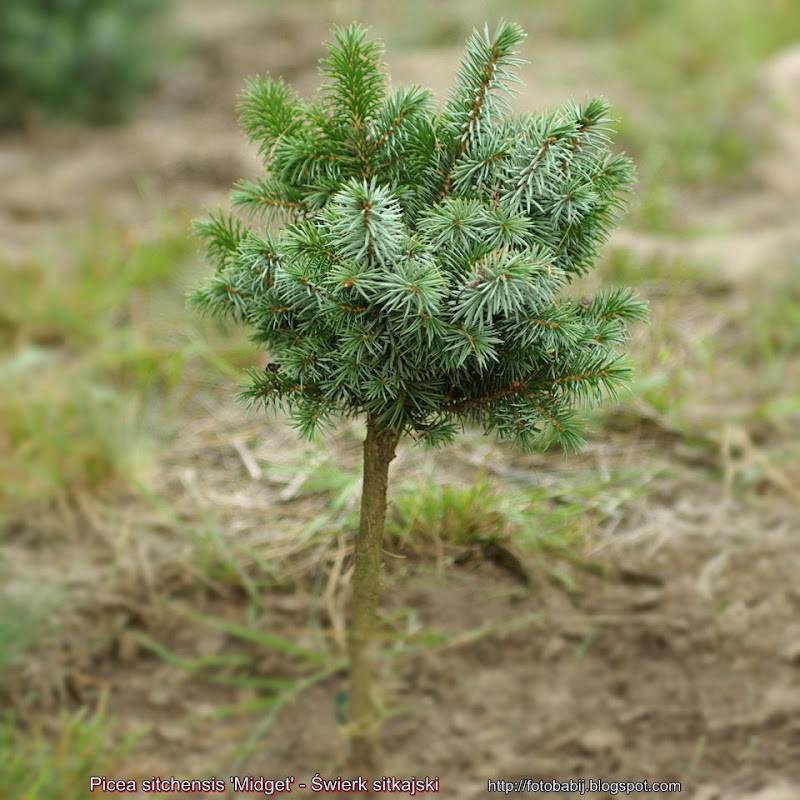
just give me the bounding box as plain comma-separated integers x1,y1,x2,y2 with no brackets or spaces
347,418,399,778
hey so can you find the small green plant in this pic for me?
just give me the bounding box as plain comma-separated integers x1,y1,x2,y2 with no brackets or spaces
0,696,139,800
388,469,653,590
191,21,646,771
0,0,170,128
389,477,508,549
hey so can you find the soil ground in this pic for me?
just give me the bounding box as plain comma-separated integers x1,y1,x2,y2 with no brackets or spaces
1,3,799,799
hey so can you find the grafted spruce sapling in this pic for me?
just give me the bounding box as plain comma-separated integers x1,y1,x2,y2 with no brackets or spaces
190,21,647,772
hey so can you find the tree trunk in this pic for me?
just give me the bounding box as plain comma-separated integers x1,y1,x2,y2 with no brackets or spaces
347,418,399,777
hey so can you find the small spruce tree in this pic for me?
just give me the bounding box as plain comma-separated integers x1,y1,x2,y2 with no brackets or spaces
190,21,647,773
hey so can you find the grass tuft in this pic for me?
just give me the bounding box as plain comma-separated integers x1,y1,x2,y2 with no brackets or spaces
386,471,621,590
0,693,140,800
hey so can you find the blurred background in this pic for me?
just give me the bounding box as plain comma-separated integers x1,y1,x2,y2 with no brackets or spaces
1,1,798,798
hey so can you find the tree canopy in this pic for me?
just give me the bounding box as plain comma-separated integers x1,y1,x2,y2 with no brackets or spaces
191,21,647,452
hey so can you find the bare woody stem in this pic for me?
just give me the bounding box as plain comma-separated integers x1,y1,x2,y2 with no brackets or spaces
347,418,399,776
